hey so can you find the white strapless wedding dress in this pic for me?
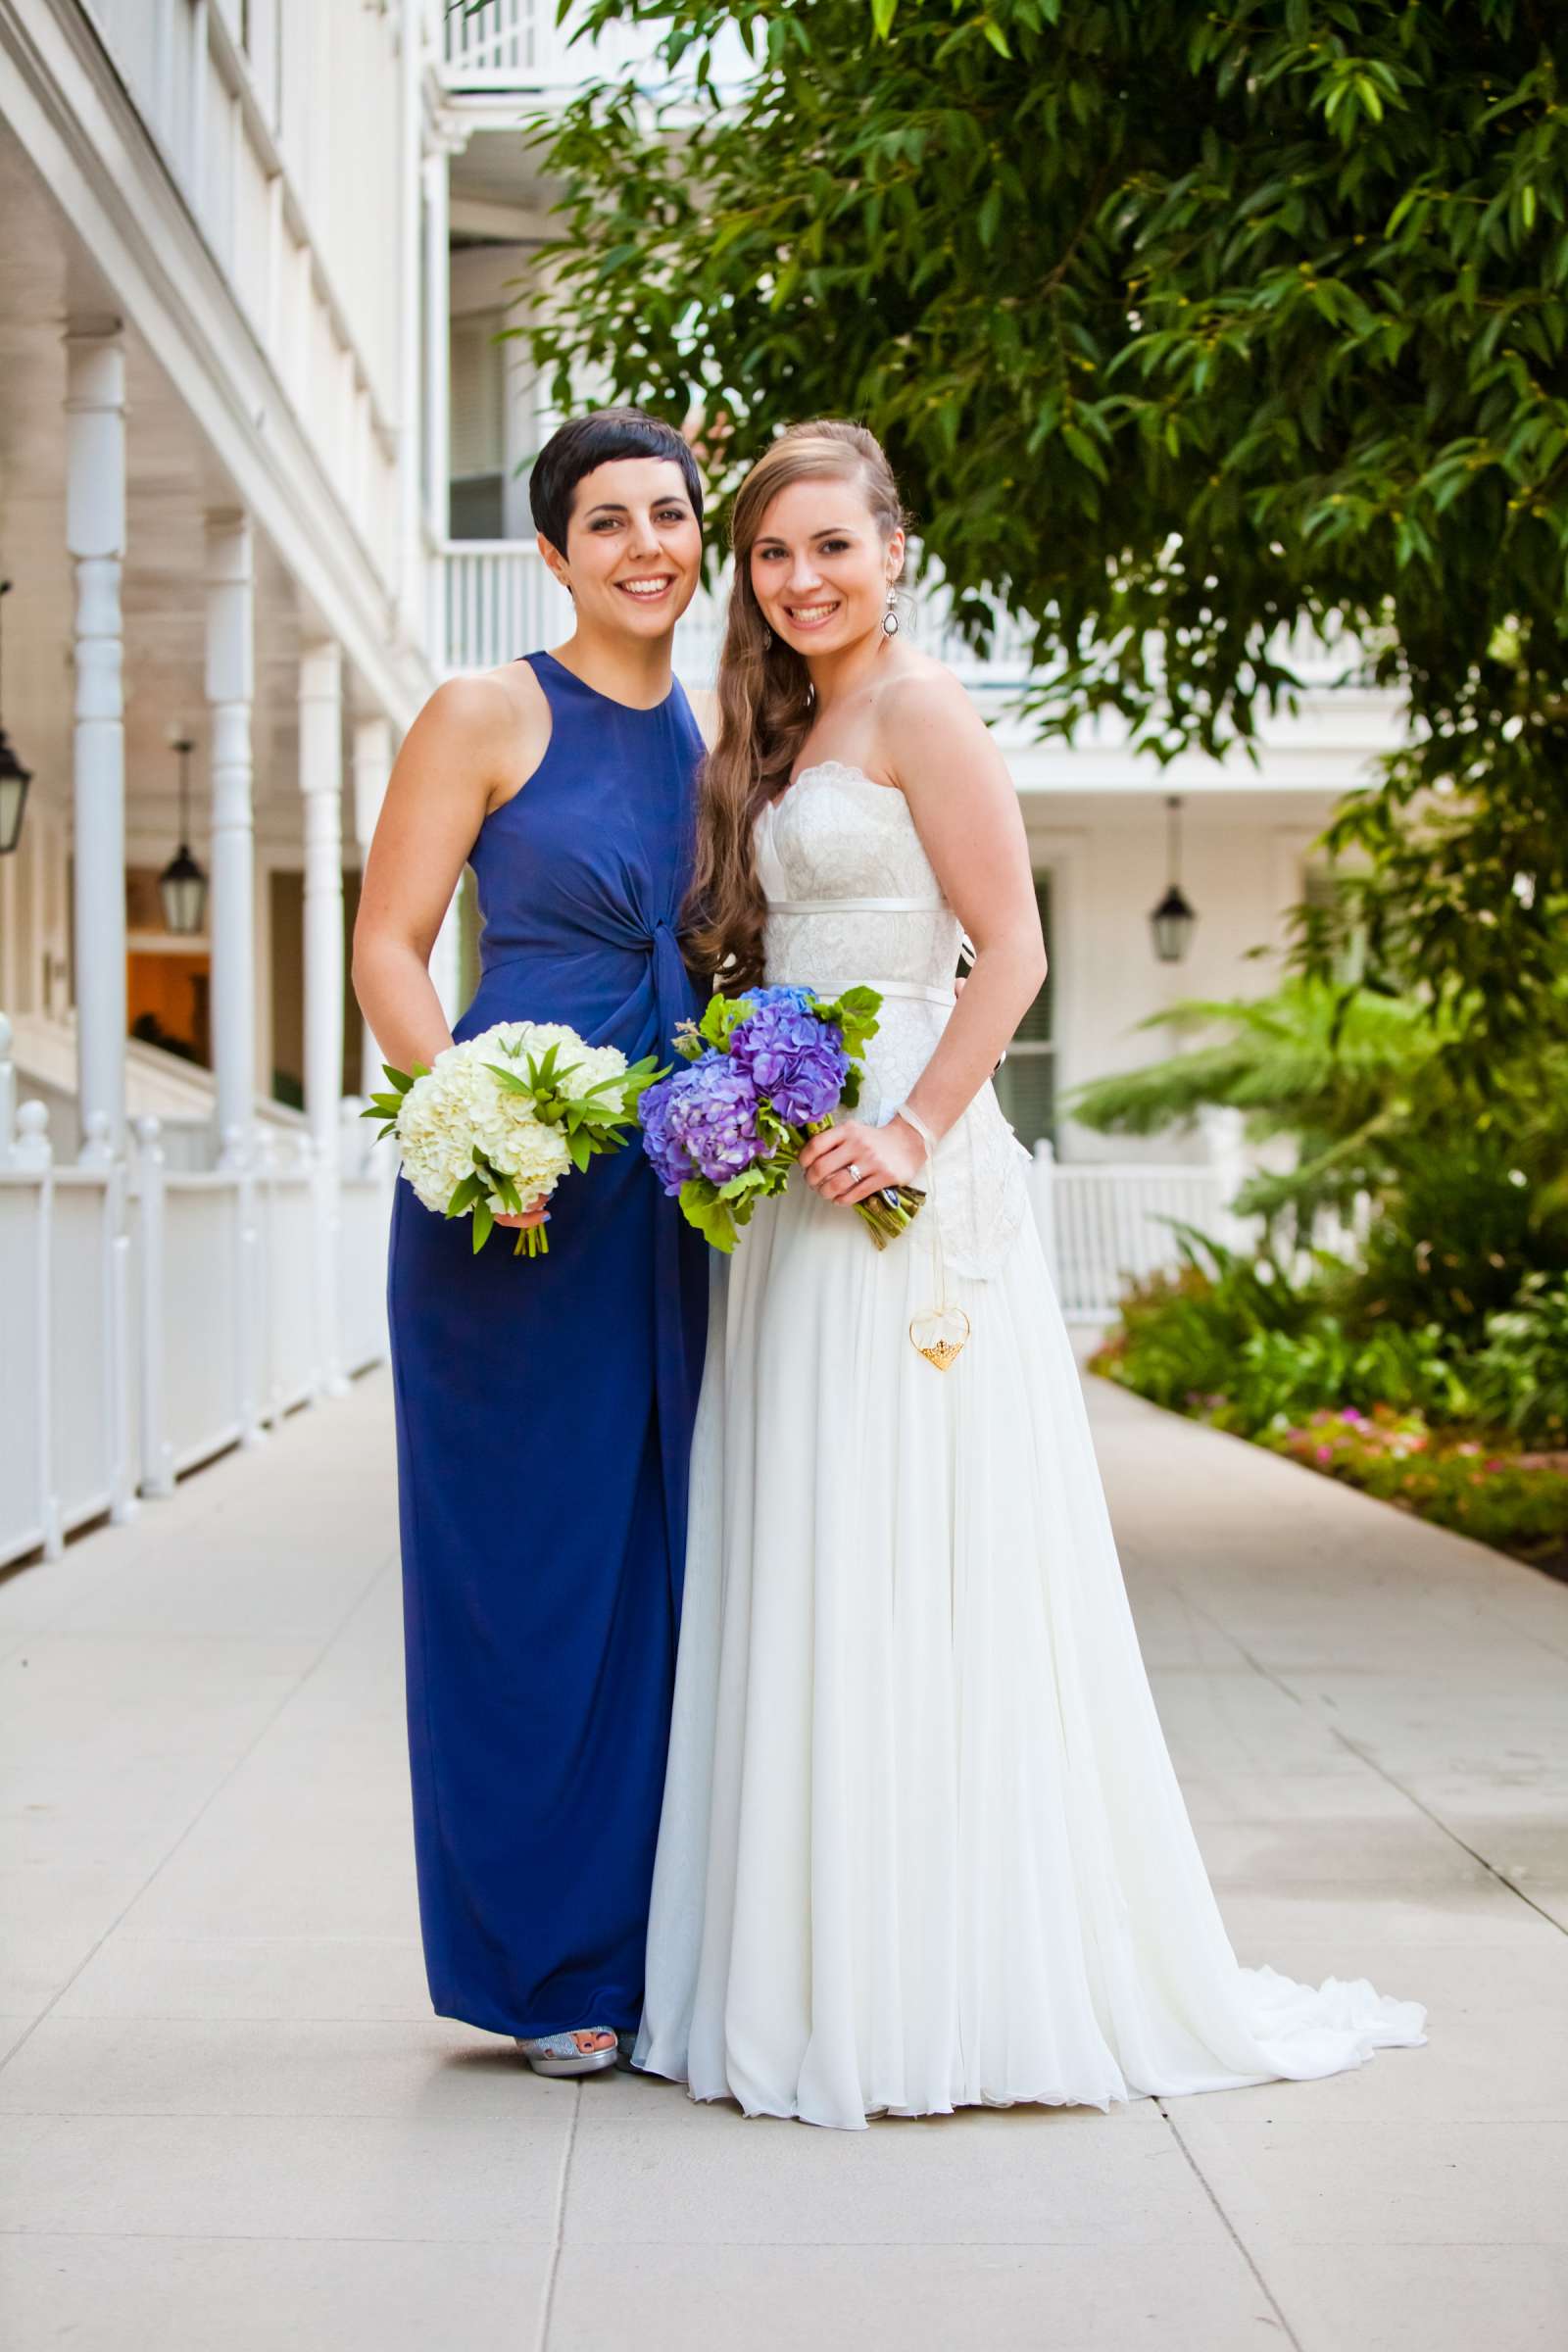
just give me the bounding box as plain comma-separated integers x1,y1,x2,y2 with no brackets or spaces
635,761,1425,2130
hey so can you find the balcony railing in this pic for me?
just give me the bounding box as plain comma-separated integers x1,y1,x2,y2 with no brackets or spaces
438,0,667,88
440,540,1037,692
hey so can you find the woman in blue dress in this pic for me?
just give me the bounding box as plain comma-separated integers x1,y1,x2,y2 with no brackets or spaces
353,411,710,2076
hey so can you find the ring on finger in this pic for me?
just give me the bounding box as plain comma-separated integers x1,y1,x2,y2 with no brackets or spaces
848,1160,863,1184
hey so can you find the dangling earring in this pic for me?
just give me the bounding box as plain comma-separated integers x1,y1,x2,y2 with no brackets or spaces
882,586,900,638
761,625,773,652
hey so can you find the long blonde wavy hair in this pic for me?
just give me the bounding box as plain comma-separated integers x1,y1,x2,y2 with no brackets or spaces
683,419,907,991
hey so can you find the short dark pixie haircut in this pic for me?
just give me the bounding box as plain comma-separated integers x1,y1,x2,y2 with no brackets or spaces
528,407,703,556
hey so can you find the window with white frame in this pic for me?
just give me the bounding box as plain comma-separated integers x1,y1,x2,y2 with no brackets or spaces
1301,858,1368,985
449,310,508,538
992,871,1055,1148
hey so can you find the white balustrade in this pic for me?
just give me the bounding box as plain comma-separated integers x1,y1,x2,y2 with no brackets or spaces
1027,1140,1255,1325
0,1030,392,1572
0,1104,60,1564
439,0,664,86
440,540,1034,695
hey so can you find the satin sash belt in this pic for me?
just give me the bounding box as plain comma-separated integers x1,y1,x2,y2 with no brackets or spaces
770,896,948,915
767,896,956,1007
865,979,957,1007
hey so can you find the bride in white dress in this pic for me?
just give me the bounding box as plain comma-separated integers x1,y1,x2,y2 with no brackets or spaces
635,419,1425,2130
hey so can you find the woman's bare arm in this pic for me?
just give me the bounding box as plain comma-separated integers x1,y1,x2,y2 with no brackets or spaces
352,671,543,1074
881,670,1046,1141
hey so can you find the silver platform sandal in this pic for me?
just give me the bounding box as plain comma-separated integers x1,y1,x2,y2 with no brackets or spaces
514,2028,619,2079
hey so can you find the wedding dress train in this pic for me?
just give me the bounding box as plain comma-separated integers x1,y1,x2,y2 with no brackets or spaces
635,760,1425,2130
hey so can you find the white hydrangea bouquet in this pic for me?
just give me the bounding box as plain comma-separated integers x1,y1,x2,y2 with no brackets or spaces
363,1021,662,1257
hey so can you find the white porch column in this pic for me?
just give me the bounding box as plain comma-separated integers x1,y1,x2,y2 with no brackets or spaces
351,714,393,1087
205,511,256,1163
398,0,425,636
421,143,451,666
65,324,127,1152
421,147,451,541
300,639,347,1393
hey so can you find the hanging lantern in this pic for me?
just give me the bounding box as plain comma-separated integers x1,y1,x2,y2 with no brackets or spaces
1150,793,1197,963
158,735,208,935
0,582,31,857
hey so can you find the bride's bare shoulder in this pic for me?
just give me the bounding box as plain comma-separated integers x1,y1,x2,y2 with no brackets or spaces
871,657,991,781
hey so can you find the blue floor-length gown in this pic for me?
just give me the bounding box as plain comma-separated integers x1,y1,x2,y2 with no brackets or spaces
387,650,709,2039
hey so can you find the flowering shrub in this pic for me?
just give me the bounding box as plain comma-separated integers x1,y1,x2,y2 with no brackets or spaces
1262,1406,1568,1561
1091,1237,1568,1569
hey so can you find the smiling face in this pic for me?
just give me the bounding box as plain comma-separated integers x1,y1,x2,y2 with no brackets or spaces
543,456,704,639
748,475,904,659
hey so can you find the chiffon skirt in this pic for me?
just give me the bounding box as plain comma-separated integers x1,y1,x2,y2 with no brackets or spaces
635,1175,1426,2130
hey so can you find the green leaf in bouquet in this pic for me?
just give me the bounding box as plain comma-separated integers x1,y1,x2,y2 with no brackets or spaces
483,1062,537,1098
755,1101,795,1152
362,1060,427,1133
716,1162,771,1201
699,993,756,1052
471,1197,494,1254
677,1176,740,1253
487,1165,525,1216
815,986,883,1064
525,1044,572,1096
840,1066,864,1111
565,1130,593,1173
571,1067,635,1104
671,1019,705,1063
445,1172,486,1217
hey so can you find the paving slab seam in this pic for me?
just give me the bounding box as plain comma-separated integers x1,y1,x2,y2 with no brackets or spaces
1177,1601,1568,1939
1155,2100,1306,2349
535,2082,582,2352
0,1545,400,2082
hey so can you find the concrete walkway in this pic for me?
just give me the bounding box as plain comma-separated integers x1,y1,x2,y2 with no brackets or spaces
1,1369,1564,2352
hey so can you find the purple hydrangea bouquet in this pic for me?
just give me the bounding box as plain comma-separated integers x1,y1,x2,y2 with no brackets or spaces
638,984,924,1254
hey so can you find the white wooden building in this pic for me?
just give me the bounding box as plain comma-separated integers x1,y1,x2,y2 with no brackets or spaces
0,1,1399,1568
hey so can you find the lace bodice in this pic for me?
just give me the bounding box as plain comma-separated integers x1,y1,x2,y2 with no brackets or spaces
756,761,1030,1279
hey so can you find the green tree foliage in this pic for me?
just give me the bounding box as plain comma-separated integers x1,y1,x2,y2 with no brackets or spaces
515,0,1568,1036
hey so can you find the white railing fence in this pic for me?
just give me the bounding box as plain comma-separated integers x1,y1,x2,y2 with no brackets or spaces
0,1019,392,1572
438,0,672,88
441,542,1035,693
1027,1140,1257,1325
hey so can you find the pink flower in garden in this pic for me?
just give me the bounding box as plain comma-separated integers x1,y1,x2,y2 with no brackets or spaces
1316,1444,1333,1464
